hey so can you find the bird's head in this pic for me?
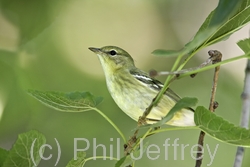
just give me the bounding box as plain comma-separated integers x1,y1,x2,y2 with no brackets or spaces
89,46,135,73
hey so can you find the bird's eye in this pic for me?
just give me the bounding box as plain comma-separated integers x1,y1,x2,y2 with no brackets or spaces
109,50,117,56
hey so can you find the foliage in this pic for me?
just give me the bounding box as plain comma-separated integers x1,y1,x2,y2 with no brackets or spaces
1,130,46,167
27,90,103,112
0,0,250,167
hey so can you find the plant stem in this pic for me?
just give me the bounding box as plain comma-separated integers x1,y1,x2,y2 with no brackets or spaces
91,107,126,143
85,156,119,161
124,129,139,155
154,55,213,76
140,51,186,120
124,127,152,155
178,46,204,71
180,54,248,78
132,51,187,156
195,50,222,167
148,126,199,135
233,59,250,167
152,53,249,78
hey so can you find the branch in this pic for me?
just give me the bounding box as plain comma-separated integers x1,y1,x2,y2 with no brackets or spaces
149,56,213,77
233,59,250,167
149,54,249,78
195,50,222,167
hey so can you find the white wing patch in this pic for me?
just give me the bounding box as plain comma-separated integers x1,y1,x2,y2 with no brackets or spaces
133,74,153,81
132,73,163,90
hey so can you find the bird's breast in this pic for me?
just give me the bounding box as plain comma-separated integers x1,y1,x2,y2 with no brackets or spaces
105,74,173,121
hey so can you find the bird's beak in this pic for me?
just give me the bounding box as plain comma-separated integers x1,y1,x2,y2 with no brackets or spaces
89,47,101,53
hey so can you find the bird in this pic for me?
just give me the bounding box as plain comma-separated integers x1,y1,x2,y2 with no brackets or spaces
89,46,195,127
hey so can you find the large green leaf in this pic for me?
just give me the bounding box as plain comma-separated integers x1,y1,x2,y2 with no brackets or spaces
205,0,250,46
195,106,250,147
2,130,46,167
27,90,103,112
28,90,126,142
139,99,250,147
153,0,250,56
0,148,8,167
184,0,244,51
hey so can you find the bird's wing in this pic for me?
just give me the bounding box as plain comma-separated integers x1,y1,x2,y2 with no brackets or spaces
130,69,181,102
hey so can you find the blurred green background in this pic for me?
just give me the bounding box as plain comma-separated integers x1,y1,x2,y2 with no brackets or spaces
0,0,249,166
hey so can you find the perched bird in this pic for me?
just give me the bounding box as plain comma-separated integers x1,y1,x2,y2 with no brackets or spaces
89,46,195,126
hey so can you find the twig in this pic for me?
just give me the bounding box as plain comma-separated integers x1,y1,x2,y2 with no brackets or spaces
124,129,138,155
149,57,213,77
195,50,222,167
124,78,175,155
124,110,152,155
233,59,250,167
142,56,210,122
149,54,249,79
138,51,187,124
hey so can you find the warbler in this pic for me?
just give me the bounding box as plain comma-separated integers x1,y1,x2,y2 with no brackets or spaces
89,46,195,126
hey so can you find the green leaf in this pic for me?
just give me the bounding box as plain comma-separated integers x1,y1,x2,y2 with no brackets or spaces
115,141,148,167
195,106,250,147
2,130,46,167
237,38,250,53
183,0,248,54
115,155,135,167
0,148,9,166
209,0,240,26
206,0,250,46
157,97,198,126
28,90,126,143
139,97,198,129
66,152,86,167
151,49,181,57
155,0,250,57
27,90,103,112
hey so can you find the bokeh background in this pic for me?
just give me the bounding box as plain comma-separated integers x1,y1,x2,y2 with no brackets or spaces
0,0,250,166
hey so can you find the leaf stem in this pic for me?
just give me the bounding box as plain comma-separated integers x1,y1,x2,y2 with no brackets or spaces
133,128,152,150
85,156,119,164
124,128,152,167
90,107,126,143
147,126,199,135
124,127,153,155
178,46,205,71
180,53,249,78
151,53,249,79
